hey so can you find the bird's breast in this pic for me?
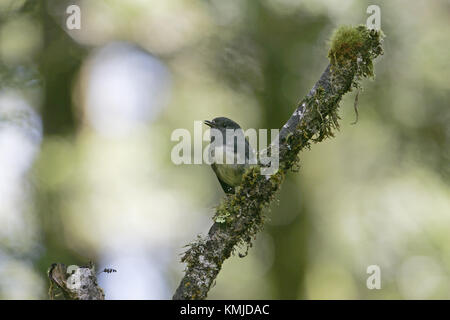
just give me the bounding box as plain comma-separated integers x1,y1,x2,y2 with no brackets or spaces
211,145,248,186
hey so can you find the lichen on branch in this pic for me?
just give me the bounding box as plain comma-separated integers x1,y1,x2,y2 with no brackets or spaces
48,263,105,300
173,25,384,300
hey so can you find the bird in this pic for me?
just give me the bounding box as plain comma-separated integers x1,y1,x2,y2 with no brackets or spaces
204,117,256,194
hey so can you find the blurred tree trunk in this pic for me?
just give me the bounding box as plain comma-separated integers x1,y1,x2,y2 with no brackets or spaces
38,0,86,135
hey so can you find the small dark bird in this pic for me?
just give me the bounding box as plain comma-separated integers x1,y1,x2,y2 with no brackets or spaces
204,117,256,194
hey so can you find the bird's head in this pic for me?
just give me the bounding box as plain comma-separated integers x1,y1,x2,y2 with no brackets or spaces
204,117,241,130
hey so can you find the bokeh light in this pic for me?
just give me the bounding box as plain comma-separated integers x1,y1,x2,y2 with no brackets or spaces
0,0,449,300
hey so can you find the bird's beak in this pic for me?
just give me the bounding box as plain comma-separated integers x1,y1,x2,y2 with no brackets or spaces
204,120,214,127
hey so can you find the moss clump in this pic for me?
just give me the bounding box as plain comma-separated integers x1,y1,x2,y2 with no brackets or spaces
328,25,384,89
328,25,365,66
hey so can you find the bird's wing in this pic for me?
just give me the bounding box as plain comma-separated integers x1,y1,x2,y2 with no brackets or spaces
211,163,235,194
244,136,256,162
232,135,256,163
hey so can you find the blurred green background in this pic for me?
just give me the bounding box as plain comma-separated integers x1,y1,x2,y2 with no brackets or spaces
0,0,449,299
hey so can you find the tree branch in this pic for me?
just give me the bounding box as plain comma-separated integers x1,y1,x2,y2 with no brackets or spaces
173,25,384,300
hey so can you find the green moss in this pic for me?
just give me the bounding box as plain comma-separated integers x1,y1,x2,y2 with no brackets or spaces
328,25,365,66
328,25,384,90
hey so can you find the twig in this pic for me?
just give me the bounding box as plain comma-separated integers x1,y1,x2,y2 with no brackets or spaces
351,88,360,125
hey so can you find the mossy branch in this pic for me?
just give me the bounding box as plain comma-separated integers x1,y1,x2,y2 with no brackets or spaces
173,25,384,300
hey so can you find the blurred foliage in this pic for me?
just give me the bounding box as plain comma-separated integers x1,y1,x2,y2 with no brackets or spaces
0,0,449,299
